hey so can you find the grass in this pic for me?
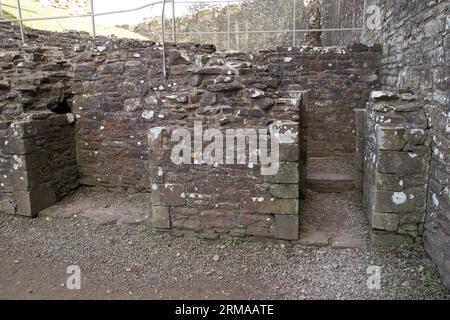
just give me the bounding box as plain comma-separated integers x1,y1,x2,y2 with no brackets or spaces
1,0,148,40
400,241,414,251
216,237,241,250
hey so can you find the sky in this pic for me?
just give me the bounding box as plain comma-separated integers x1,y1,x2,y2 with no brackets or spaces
93,0,239,25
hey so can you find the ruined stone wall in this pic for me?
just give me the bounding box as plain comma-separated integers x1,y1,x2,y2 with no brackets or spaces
256,44,380,157
71,39,309,239
71,41,380,192
364,92,431,247
363,0,449,288
1,23,381,240
0,41,78,217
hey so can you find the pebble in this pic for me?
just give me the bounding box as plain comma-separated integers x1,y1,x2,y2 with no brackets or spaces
212,255,220,262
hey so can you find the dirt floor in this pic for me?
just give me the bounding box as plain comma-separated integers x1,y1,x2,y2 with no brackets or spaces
0,187,449,300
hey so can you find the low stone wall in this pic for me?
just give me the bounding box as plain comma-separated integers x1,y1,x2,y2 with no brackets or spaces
364,92,431,246
148,93,307,240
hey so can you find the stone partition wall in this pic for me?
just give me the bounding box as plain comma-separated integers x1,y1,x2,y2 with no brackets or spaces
71,39,378,191
364,92,431,247
71,38,308,239
0,45,78,217
147,94,307,240
256,44,381,157
363,0,449,288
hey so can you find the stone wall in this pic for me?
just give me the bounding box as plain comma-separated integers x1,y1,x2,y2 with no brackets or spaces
0,42,78,217
362,0,449,289
1,23,381,240
70,38,309,239
256,44,380,157
364,92,431,246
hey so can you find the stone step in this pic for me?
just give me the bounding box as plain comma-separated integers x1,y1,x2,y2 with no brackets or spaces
306,172,355,193
306,157,355,193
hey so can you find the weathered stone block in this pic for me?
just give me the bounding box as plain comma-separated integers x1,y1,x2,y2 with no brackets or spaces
152,206,171,229
374,187,426,213
0,197,15,215
274,215,299,240
375,173,427,191
377,151,429,174
244,198,298,215
246,225,273,237
377,127,407,151
14,187,56,218
12,169,41,191
172,218,202,231
268,184,299,199
266,163,299,184
371,231,413,247
371,212,400,232
279,144,299,162
151,183,185,207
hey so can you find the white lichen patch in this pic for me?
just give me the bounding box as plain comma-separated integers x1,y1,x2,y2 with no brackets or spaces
142,110,154,120
13,155,23,170
392,192,407,205
432,193,440,208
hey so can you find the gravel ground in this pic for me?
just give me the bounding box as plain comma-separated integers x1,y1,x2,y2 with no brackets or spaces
0,188,449,300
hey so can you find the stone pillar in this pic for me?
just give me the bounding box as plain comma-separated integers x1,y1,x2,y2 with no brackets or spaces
1,119,59,217
364,91,430,247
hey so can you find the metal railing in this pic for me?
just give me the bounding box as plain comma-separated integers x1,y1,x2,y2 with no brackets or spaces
0,0,367,45
0,0,367,78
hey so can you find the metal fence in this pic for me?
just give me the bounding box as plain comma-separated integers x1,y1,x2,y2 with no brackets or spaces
0,0,367,47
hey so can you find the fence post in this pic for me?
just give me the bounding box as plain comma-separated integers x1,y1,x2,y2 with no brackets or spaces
16,0,25,45
227,1,231,50
90,0,96,37
172,0,176,43
292,0,296,47
161,0,167,79
361,0,367,41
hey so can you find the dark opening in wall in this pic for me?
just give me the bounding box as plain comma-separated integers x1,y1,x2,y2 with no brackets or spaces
50,94,73,114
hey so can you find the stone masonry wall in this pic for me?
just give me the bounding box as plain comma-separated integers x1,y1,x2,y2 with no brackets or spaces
363,0,449,289
1,23,381,160
0,42,78,217
256,44,381,157
71,38,308,239
1,23,380,240
71,40,381,192
364,92,431,247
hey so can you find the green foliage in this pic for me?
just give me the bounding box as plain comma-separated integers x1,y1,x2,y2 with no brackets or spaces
400,241,414,250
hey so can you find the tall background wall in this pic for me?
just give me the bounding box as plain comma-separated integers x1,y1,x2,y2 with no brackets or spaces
363,0,449,288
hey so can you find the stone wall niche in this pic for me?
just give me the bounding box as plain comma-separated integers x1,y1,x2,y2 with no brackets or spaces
363,91,431,247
